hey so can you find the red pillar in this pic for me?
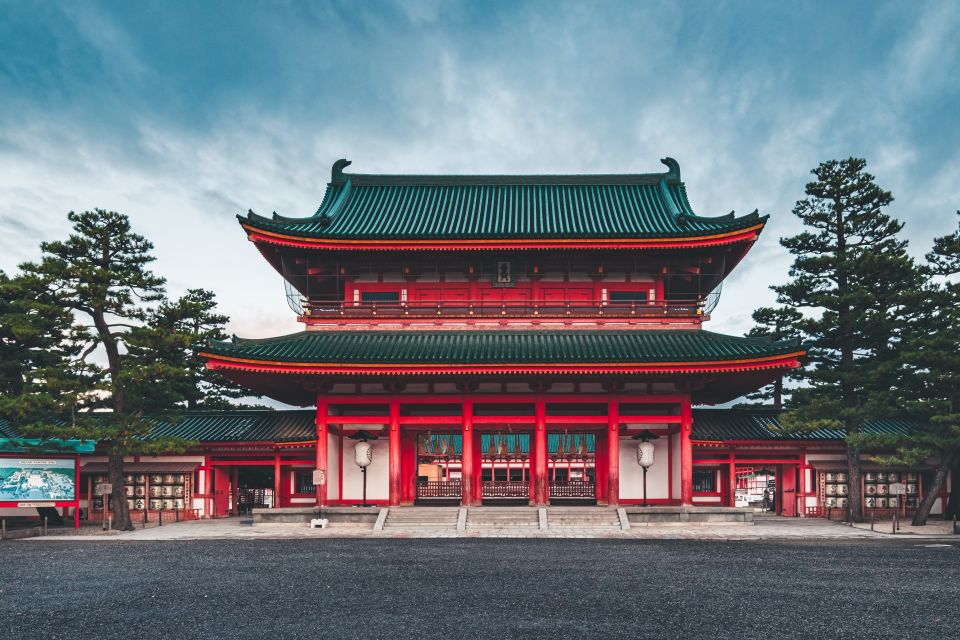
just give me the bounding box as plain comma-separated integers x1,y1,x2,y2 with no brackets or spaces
728,452,736,507
680,395,693,506
607,395,620,506
315,395,328,508
461,397,474,506
273,452,281,509
534,396,547,505
389,395,401,507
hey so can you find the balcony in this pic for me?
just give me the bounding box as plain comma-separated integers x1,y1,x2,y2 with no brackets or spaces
293,298,716,321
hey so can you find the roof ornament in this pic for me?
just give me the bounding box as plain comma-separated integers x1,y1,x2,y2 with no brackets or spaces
331,158,352,186
660,157,681,183
247,208,255,219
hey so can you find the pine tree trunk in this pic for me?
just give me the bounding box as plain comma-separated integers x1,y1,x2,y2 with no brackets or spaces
108,449,133,531
946,461,959,519
912,449,958,526
846,444,863,522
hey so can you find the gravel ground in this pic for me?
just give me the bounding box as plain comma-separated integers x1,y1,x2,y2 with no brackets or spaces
1,539,957,640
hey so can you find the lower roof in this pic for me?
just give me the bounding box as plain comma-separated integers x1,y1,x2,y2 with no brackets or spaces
200,329,803,405
1,410,917,446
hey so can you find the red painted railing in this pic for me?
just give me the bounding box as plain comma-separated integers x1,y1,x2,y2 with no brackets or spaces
297,299,711,320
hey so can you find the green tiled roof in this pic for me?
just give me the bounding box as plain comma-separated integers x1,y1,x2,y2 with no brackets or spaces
692,409,919,441
1,411,919,445
148,410,316,443
241,158,766,241
203,330,801,365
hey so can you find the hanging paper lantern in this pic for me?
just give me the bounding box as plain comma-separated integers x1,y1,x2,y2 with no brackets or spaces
354,441,373,468
637,441,655,468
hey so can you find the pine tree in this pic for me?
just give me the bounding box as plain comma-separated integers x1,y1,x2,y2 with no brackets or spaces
875,214,960,524
775,158,924,522
17,209,190,530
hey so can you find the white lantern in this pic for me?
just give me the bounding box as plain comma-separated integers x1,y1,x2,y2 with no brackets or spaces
637,441,655,468
354,441,373,468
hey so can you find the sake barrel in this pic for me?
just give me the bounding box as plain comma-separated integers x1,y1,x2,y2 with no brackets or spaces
161,486,173,497
906,472,918,482
134,498,145,510
173,498,185,509
826,484,837,496
865,472,877,482
175,474,185,484
837,484,848,495
876,472,887,482
125,485,135,497
135,486,146,497
162,474,176,484
173,486,185,497
149,499,163,510
124,474,134,484
888,497,898,508
825,473,836,483
876,497,888,508
906,483,918,495
877,483,889,495
149,486,162,498
865,497,876,508
865,484,877,495
126,499,135,510
162,499,174,510
836,473,848,483
887,472,899,482
836,497,848,508
826,497,837,507
150,474,163,485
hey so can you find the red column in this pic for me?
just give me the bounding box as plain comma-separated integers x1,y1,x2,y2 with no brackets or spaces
607,395,620,506
680,396,693,505
461,397,474,506
534,396,547,505
273,452,281,509
316,395,328,508
389,396,401,506
728,452,736,507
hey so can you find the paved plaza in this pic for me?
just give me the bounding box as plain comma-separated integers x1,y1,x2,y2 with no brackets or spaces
2,537,958,639
20,512,959,541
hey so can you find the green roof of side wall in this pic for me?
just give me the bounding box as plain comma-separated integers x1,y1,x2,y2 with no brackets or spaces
241,158,766,241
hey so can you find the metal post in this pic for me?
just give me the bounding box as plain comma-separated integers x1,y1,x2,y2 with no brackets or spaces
642,466,649,508
43,517,47,536
142,509,146,528
1,519,4,540
870,513,875,531
892,510,897,534
175,507,180,522
108,515,112,533
158,510,163,527
361,466,368,508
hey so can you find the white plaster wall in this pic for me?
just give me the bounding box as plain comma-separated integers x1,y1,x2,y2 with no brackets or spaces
327,432,340,500
671,431,681,501
341,439,389,501
618,436,670,500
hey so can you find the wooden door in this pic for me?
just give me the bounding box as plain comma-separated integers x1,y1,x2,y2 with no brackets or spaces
780,464,798,517
212,467,230,518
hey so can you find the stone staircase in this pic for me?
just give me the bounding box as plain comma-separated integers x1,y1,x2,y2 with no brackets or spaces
547,507,622,532
382,507,460,532
466,507,540,532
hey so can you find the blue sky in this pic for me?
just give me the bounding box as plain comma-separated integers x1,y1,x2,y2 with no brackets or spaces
2,0,959,345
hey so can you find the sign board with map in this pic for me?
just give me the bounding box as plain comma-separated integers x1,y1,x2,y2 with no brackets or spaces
0,457,77,506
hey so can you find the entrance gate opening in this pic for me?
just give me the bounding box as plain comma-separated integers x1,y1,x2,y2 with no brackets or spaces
236,467,275,515
415,432,463,505
548,432,597,505
480,432,530,505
